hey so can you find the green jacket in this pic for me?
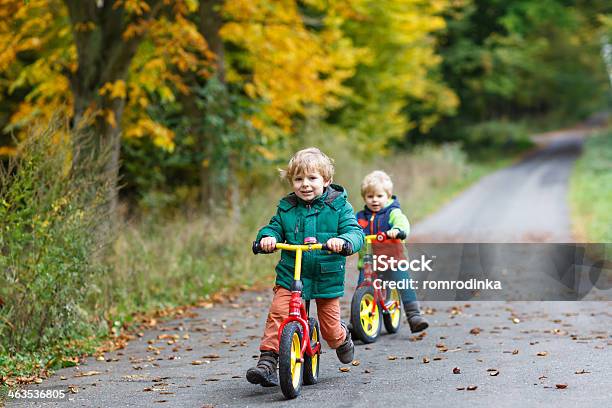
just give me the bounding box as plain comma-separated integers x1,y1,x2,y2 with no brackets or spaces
256,184,364,300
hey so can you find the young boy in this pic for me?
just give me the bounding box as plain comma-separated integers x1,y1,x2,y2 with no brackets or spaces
246,147,365,387
356,170,429,333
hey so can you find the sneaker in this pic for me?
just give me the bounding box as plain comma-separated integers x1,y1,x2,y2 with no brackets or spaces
335,321,354,364
404,301,429,333
246,351,279,387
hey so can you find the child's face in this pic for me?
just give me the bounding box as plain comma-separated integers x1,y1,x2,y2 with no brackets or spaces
292,170,330,202
364,187,390,212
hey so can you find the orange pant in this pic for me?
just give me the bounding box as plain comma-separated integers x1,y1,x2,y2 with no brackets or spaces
260,285,346,353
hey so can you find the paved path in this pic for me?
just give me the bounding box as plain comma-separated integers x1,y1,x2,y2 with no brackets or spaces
411,129,588,242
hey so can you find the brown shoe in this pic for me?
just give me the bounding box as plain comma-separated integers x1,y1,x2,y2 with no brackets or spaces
246,351,279,387
335,321,354,364
404,301,429,333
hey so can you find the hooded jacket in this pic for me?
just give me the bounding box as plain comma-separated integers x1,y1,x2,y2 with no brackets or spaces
256,184,364,299
355,196,410,265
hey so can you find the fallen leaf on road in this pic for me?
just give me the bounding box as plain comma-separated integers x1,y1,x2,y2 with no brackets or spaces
158,334,179,340
470,328,481,335
192,360,203,365
453,367,461,374
511,317,521,324
575,369,590,374
555,384,568,389
96,356,105,361
364,369,371,374
537,351,548,357
538,375,548,380
423,357,430,364
467,385,478,391
489,370,500,376
456,387,465,391
143,387,153,392
512,349,519,355
67,385,79,394
76,371,101,377
339,367,350,372
202,354,220,359
352,360,360,366
387,355,397,361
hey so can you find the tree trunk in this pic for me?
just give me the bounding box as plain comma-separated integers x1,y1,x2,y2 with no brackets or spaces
63,0,162,223
200,0,226,83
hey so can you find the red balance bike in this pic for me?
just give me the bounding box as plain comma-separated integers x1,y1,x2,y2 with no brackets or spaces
253,237,352,399
350,231,406,343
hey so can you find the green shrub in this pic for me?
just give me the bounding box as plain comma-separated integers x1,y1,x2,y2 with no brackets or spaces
570,130,612,242
0,124,112,355
463,120,533,154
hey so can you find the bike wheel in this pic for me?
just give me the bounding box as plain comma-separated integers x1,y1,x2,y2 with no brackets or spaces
350,286,381,343
279,322,303,399
303,317,320,385
383,288,402,334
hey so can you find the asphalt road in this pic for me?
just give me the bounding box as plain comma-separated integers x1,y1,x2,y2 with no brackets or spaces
411,129,586,242
8,128,612,408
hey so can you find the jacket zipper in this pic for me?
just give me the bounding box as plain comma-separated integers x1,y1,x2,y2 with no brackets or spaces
369,212,377,234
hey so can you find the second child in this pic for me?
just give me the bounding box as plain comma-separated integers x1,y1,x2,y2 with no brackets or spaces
356,170,429,333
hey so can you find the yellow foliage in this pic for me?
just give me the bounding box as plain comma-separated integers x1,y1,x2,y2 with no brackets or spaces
126,118,175,152
99,80,128,100
0,146,17,156
114,0,151,16
221,0,363,132
0,0,212,154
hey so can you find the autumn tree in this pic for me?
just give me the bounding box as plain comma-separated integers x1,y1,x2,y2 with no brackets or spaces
1,0,212,216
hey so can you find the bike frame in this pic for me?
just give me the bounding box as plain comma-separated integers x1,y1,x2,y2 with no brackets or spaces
275,243,322,359
358,233,401,316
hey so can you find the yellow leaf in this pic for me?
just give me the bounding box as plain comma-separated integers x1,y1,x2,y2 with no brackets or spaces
105,110,117,128
99,80,127,100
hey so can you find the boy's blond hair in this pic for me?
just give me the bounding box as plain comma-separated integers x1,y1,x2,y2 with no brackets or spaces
361,170,393,197
280,147,335,183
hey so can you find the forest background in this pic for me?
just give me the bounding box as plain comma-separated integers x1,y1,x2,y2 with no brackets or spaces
0,0,611,386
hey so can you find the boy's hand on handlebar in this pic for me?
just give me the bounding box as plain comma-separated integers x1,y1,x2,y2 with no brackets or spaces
386,229,399,239
325,238,346,253
386,229,404,239
260,236,277,252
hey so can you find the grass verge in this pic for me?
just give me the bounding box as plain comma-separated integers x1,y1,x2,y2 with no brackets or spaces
569,129,612,242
